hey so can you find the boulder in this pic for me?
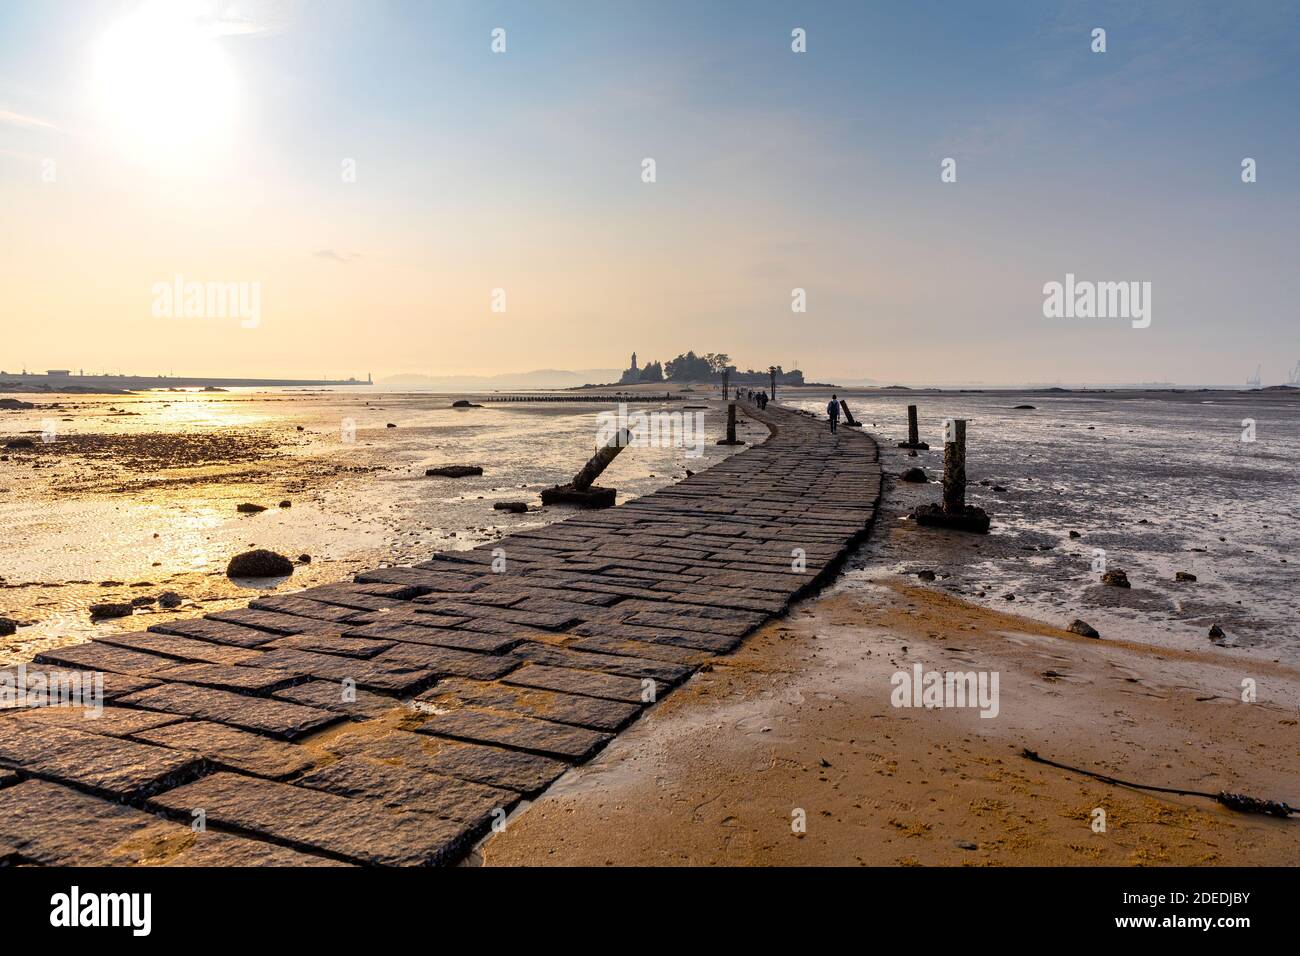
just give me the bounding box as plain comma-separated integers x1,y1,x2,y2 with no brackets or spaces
1068,530,1081,538
916,569,936,581
900,467,928,483
236,503,267,513
1174,571,1197,582
493,502,528,513
0,618,17,636
1208,624,1226,640
89,602,133,620
3,438,35,449
1067,619,1100,638
158,592,184,609
1013,404,1036,410
226,549,294,579
451,400,483,408
426,465,483,478
278,500,291,508
1101,569,1130,588
0,399,35,410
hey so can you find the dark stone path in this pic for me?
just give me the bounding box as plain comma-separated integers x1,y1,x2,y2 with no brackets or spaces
0,403,880,866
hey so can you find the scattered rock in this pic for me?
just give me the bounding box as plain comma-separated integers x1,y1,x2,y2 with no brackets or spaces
1208,624,1226,640
0,399,36,410
956,840,978,850
1067,619,1100,638
386,423,396,428
236,503,267,514
278,500,291,508
0,617,17,636
493,502,528,513
1101,569,1130,588
226,549,294,579
158,592,184,609
129,596,156,607
426,465,483,478
295,425,304,431
1013,404,1036,410
1003,593,1015,601
916,570,936,581
900,467,928,483
992,485,1007,492
1175,571,1197,582
89,602,133,619
1068,530,1081,538
451,400,482,408
3,438,35,449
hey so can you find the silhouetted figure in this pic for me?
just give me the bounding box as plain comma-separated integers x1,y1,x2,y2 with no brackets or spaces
827,394,840,434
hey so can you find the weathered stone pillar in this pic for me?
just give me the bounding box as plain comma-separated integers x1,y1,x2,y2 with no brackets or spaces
572,428,633,491
942,419,967,515
897,404,930,450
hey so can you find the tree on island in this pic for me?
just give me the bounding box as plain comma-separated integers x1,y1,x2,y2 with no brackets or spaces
638,360,663,382
664,351,731,382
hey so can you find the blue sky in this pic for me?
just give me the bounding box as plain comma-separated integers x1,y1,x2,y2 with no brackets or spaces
2,0,1298,384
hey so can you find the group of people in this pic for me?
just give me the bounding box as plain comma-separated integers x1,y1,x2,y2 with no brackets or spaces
740,388,770,409
736,387,845,435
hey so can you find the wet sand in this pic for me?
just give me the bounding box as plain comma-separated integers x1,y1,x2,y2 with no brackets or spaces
481,579,1300,866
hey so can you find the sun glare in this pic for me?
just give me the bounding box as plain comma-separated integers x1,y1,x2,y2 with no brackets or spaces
93,2,238,166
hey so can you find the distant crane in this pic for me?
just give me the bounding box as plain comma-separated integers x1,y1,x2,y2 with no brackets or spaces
1246,364,1262,388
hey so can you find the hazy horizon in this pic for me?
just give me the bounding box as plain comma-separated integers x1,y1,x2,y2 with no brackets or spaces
3,1,1298,386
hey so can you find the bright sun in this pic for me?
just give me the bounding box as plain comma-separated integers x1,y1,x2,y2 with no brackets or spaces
93,2,238,165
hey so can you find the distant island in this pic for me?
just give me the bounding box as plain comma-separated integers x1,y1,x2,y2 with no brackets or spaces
614,351,807,386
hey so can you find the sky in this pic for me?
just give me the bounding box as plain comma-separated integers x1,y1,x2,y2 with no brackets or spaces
1,0,1298,386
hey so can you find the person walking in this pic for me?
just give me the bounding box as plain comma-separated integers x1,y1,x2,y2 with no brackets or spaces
826,394,840,434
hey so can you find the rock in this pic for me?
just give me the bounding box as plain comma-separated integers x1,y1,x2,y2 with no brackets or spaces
1067,619,1100,638
900,467,928,483
1101,569,1130,588
1175,571,1197,582
1013,404,1036,410
451,400,483,408
956,840,979,850
88,602,132,619
236,502,267,513
992,485,1007,492
0,399,36,410
493,501,528,513
3,437,35,449
298,554,312,564
226,549,294,578
1208,624,1226,640
386,423,396,428
426,465,483,478
157,591,183,609
916,570,936,581
0,618,17,636
129,595,156,607
278,500,291,508
1068,530,1081,538
295,425,304,431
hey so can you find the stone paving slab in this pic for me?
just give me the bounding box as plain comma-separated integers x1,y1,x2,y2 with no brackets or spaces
296,754,517,824
503,663,649,704
153,661,306,694
345,618,517,653
272,680,400,719
325,726,568,794
419,677,641,732
34,641,178,677
0,720,205,801
117,682,340,740
249,595,371,625
94,630,265,665
209,607,341,636
372,642,519,681
151,772,473,866
151,617,281,648
6,705,183,739
131,720,319,780
262,633,396,659
417,706,611,761
0,666,158,703
240,647,431,694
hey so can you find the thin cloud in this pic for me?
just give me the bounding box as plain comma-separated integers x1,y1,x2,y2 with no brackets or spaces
0,109,58,131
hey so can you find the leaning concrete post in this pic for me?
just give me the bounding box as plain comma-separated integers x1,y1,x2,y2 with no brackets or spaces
839,399,859,426
942,419,967,514
572,428,633,491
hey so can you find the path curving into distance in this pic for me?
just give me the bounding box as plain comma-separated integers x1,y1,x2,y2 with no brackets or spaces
0,402,881,866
